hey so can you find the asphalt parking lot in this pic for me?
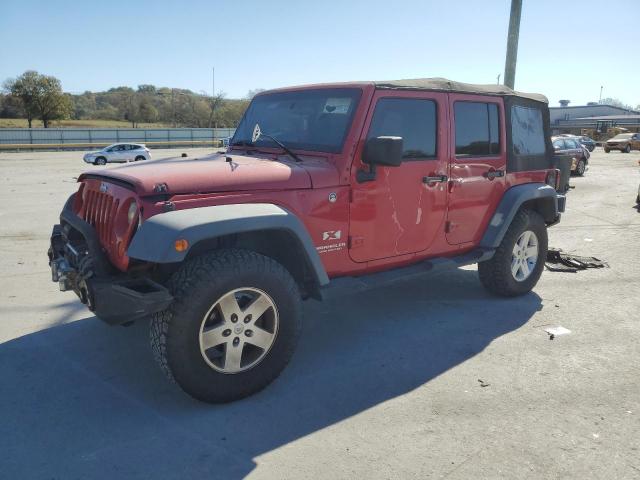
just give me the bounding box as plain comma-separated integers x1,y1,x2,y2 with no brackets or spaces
0,147,639,479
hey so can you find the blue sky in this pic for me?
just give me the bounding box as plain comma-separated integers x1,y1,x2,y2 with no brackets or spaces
1,0,638,107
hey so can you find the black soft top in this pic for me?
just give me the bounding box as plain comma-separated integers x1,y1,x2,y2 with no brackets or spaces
374,78,548,104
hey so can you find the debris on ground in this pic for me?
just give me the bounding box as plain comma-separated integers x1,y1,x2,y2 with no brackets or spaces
477,379,490,388
545,326,571,340
545,248,609,272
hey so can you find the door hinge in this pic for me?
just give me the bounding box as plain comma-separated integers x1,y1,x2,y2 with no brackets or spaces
348,235,364,249
445,221,453,233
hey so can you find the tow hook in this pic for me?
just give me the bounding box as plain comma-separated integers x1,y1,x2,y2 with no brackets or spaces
51,257,72,292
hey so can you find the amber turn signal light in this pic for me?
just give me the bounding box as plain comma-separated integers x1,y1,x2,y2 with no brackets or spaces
174,239,189,252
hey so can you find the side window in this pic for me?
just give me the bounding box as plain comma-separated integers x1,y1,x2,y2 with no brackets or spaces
511,105,546,156
367,98,437,159
553,139,565,150
454,102,500,156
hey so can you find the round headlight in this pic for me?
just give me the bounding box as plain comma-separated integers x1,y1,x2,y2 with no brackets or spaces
127,202,138,224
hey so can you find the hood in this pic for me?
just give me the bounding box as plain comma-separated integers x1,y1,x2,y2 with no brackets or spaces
79,151,314,195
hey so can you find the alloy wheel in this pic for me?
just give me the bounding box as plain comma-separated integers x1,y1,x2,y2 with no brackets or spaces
199,287,279,374
511,230,539,282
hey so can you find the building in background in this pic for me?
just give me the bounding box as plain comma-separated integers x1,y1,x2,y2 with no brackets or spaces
549,101,640,137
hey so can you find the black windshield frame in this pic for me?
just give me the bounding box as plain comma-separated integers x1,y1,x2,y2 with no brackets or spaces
231,88,363,154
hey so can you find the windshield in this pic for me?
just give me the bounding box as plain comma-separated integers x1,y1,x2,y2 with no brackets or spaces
232,88,362,154
612,134,632,139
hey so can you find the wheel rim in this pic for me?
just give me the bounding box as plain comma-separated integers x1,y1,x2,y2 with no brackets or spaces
578,161,585,174
511,230,539,282
199,287,279,374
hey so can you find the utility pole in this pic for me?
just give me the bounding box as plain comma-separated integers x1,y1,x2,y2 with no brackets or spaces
171,88,176,128
599,86,603,103
496,74,501,85
212,67,216,129
503,0,523,89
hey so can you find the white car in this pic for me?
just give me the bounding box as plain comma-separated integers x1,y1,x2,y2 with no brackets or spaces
83,143,151,165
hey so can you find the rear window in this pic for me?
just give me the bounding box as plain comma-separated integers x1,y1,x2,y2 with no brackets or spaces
511,105,546,156
454,102,500,156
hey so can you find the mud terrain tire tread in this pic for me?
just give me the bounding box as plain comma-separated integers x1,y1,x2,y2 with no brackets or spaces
478,209,547,297
150,248,301,403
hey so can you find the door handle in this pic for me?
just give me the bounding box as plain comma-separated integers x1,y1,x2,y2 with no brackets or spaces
484,169,504,180
422,174,448,184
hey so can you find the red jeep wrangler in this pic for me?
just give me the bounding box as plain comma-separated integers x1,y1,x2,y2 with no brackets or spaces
49,78,565,403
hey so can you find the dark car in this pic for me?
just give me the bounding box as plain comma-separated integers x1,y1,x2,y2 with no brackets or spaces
576,135,596,152
552,135,589,176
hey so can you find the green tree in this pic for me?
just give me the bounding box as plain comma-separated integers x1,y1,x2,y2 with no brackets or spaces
0,92,25,118
5,71,72,127
4,70,40,127
35,76,73,127
138,98,158,123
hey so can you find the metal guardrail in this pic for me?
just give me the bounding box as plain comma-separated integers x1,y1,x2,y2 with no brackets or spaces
0,127,236,150
0,139,225,151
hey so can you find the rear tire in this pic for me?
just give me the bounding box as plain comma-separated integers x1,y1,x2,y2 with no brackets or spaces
624,144,631,153
604,148,610,153
478,209,548,297
150,249,301,403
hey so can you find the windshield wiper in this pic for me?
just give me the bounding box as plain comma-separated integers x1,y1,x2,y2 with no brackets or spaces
260,133,302,163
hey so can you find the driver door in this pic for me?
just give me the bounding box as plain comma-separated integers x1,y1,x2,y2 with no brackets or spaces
349,91,448,263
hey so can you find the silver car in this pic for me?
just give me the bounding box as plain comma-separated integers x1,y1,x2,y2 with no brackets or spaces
83,143,151,165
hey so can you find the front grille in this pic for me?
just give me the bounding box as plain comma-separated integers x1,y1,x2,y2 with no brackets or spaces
79,189,120,246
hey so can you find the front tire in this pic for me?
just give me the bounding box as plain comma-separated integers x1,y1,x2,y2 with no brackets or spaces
478,209,548,297
94,156,107,165
604,148,610,153
624,144,631,153
575,159,586,176
150,249,302,403
135,155,146,161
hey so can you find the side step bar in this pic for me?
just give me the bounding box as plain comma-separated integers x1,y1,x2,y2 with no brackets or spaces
320,248,495,301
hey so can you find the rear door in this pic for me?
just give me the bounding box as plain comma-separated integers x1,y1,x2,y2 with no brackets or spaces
445,95,507,245
348,90,449,262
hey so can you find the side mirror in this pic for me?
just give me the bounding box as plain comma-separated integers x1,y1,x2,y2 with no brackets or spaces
362,136,403,167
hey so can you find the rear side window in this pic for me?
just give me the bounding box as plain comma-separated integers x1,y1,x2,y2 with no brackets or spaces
454,102,500,156
367,98,437,159
552,139,565,150
511,106,546,155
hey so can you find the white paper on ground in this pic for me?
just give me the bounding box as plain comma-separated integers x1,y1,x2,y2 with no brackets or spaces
545,326,572,336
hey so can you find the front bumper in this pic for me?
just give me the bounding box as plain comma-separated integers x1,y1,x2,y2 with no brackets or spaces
48,195,172,325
